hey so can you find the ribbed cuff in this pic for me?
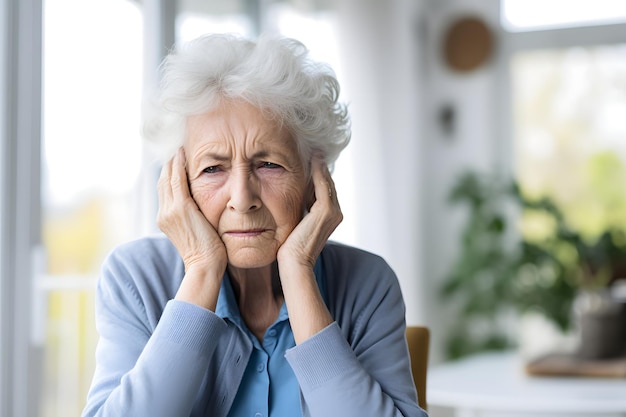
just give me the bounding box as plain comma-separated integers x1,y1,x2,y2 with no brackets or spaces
285,322,359,391
156,300,227,357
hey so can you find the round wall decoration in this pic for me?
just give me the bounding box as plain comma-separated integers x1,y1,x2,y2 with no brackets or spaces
443,16,494,72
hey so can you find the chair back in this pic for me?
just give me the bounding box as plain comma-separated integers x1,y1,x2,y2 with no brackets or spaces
406,326,430,410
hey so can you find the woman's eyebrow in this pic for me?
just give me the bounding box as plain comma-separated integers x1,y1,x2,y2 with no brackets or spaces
195,151,230,162
193,148,293,163
250,150,270,159
250,149,295,162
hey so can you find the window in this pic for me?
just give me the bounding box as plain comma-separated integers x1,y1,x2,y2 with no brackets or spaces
512,44,626,239
177,0,253,41
40,1,144,415
503,1,626,241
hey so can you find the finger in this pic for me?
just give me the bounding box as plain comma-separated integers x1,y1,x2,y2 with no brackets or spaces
311,158,332,202
170,147,191,199
312,158,339,207
157,155,174,204
326,166,338,203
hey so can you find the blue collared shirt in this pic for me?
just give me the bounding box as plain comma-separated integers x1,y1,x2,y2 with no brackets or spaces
216,261,325,417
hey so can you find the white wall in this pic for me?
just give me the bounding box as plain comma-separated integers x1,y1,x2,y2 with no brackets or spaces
334,0,428,329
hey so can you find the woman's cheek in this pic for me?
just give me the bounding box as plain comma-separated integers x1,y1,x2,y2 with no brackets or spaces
264,180,307,223
258,169,306,196
189,180,224,226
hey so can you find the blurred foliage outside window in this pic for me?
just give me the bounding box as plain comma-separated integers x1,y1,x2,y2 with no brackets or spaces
514,45,626,240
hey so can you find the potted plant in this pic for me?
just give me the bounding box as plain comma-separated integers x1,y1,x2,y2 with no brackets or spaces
441,170,626,360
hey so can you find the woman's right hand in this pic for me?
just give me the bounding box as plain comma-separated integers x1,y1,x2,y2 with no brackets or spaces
157,147,227,310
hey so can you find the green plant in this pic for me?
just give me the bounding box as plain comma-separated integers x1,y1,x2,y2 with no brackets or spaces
441,170,626,360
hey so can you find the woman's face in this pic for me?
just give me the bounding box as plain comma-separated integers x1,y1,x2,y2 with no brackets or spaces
184,101,309,269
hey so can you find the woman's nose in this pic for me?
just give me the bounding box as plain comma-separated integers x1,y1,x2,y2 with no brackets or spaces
227,170,262,213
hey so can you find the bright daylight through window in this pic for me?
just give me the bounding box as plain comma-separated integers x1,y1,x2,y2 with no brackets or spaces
41,1,143,415
502,0,626,31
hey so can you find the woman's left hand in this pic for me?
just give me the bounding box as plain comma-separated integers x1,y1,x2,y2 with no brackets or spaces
277,157,342,343
277,157,343,270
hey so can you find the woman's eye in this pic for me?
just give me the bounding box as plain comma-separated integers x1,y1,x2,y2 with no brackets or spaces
203,166,221,174
260,161,282,169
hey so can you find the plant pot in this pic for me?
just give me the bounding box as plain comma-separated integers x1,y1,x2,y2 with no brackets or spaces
575,289,626,360
577,308,626,359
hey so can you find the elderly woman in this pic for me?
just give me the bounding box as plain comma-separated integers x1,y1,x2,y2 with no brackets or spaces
82,34,426,417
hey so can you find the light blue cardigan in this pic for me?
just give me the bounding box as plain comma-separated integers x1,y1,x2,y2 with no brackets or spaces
82,235,427,417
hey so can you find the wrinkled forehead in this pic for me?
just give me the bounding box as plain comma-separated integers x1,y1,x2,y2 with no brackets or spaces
183,101,310,173
185,102,285,147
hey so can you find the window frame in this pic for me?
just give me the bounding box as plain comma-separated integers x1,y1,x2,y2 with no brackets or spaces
0,0,44,416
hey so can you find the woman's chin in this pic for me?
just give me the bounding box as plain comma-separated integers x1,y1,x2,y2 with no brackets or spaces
226,247,278,270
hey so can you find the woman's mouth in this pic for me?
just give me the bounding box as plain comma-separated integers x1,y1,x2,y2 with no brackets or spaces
223,229,267,238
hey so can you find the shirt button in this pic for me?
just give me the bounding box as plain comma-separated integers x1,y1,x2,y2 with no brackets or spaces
257,363,265,372
268,329,277,337
255,413,263,417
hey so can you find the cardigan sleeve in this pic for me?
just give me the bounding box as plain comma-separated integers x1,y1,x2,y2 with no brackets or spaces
285,245,428,417
81,247,228,417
